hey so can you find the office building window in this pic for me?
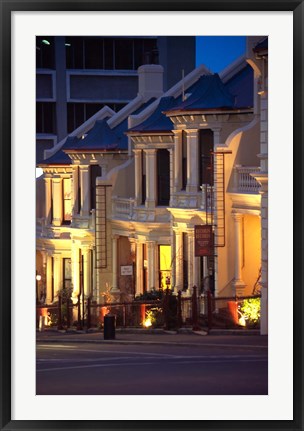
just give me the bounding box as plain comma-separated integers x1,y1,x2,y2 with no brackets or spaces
36,102,56,134
36,36,55,69
66,37,158,70
67,103,126,133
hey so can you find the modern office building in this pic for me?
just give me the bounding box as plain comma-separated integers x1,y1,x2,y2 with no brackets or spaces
36,36,196,162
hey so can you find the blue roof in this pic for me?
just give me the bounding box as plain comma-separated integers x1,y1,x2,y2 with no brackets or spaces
224,64,253,108
129,97,177,133
38,136,79,166
167,74,236,112
65,119,121,151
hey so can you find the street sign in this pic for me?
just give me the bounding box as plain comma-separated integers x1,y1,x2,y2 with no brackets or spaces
194,225,213,256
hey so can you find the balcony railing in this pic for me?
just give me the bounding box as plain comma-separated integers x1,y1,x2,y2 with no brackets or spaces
112,197,135,220
234,166,261,193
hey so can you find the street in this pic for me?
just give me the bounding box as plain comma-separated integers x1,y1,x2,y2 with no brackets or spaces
36,334,268,395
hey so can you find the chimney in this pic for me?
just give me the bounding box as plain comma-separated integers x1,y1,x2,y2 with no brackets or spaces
138,64,164,102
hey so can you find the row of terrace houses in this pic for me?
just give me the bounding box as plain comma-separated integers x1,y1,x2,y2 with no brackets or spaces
36,36,268,334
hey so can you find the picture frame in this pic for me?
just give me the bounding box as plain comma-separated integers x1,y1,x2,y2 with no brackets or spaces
1,0,303,430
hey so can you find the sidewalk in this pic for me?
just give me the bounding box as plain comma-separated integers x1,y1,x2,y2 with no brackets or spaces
36,327,266,347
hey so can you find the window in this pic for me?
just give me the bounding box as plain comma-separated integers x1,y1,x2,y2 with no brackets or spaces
199,129,214,187
141,151,146,205
114,38,133,70
157,149,170,206
36,102,56,134
63,178,72,224
65,37,158,71
159,245,171,290
181,131,187,190
90,165,102,210
36,36,55,69
63,258,72,291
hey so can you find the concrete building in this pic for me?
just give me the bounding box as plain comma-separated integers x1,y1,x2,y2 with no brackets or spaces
36,36,195,163
36,36,268,334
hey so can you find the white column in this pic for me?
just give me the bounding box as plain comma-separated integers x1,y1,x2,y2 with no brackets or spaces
145,149,156,208
44,177,52,224
72,165,79,216
173,130,182,192
134,149,142,206
147,241,156,291
135,241,143,296
112,235,119,292
80,165,90,217
232,212,245,296
175,231,183,291
45,253,53,303
52,177,63,226
71,242,80,299
83,247,91,297
186,129,199,192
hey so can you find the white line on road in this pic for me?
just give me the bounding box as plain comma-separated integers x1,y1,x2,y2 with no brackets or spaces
37,357,267,373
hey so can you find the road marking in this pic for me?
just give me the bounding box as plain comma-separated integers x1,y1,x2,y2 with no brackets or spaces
37,356,268,373
37,346,181,358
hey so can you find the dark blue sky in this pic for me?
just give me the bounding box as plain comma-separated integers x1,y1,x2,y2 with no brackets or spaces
196,36,246,72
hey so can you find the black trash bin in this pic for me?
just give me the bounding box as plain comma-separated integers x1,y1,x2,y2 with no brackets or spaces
104,314,115,339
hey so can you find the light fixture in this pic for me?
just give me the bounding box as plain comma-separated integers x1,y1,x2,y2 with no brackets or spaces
36,274,42,282
42,39,50,46
65,43,71,47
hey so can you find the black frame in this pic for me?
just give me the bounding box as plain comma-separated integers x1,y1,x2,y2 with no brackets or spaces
1,1,303,430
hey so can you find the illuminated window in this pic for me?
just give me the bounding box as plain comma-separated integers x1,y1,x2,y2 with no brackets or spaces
159,245,171,290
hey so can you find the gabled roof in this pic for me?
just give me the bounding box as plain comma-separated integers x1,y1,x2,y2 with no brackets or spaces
64,119,121,152
128,97,177,134
38,136,79,166
224,63,253,109
166,74,236,113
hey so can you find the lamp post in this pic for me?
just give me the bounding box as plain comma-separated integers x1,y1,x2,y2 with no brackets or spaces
36,273,41,304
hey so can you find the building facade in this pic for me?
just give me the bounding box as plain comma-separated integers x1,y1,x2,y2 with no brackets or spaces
36,36,268,334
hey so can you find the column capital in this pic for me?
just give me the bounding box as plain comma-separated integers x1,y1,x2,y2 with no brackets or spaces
184,128,198,137
144,148,157,155
231,211,243,222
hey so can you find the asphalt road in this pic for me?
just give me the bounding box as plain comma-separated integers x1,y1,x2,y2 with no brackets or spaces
36,338,268,395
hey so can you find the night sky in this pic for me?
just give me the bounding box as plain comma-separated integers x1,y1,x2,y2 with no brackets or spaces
196,36,246,72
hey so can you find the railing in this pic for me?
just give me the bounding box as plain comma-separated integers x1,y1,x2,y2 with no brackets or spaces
36,289,261,332
235,166,261,193
112,197,135,219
